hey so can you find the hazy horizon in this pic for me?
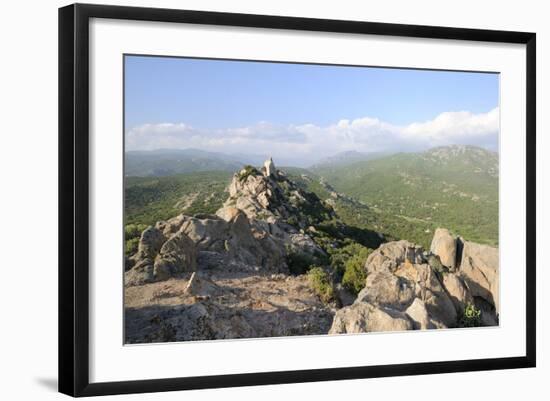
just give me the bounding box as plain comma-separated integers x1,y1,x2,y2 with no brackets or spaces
124,144,497,169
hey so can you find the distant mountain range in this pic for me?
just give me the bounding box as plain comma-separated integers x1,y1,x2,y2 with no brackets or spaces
125,148,245,176
125,148,391,176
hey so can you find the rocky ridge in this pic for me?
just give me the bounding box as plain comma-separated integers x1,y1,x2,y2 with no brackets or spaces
125,159,338,342
125,158,332,286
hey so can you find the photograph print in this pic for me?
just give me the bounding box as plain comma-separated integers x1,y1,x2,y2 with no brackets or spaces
123,55,499,344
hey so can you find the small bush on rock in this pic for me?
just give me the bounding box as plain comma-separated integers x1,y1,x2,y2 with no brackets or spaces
125,237,140,257
459,303,482,327
307,266,335,303
124,223,148,257
124,224,147,240
125,223,148,240
286,216,299,227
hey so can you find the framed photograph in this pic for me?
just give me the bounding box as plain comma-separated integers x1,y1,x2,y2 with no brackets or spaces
58,3,536,397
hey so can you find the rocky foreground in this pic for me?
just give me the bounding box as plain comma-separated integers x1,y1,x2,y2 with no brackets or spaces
124,159,499,343
330,233,498,333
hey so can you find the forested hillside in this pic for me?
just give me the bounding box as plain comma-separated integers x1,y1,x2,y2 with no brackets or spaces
125,171,232,226
312,145,498,247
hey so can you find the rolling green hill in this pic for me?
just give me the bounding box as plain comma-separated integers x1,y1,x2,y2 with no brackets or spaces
312,145,499,247
125,171,233,226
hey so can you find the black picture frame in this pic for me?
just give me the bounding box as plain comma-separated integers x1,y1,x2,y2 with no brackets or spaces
58,3,536,397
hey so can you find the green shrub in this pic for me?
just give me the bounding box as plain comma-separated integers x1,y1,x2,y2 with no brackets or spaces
327,241,371,281
286,216,299,227
286,249,315,275
340,246,371,294
307,266,334,303
328,242,362,274
238,165,259,182
124,223,147,257
459,303,482,327
124,223,148,240
125,237,140,257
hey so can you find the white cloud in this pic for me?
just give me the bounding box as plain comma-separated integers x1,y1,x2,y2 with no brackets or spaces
126,108,499,165
402,108,499,142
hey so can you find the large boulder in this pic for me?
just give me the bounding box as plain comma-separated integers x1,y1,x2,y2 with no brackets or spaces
161,212,288,273
430,228,458,269
288,232,325,257
179,215,230,252
364,240,425,274
227,216,288,273
183,272,221,297
459,240,499,312
155,214,187,237
124,258,155,286
153,231,197,280
356,239,458,329
125,227,166,286
394,262,457,327
136,226,165,259
405,298,444,330
329,302,413,334
442,273,473,315
355,270,415,309
215,206,242,222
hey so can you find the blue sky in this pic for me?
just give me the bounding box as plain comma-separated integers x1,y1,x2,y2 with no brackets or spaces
124,55,499,164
